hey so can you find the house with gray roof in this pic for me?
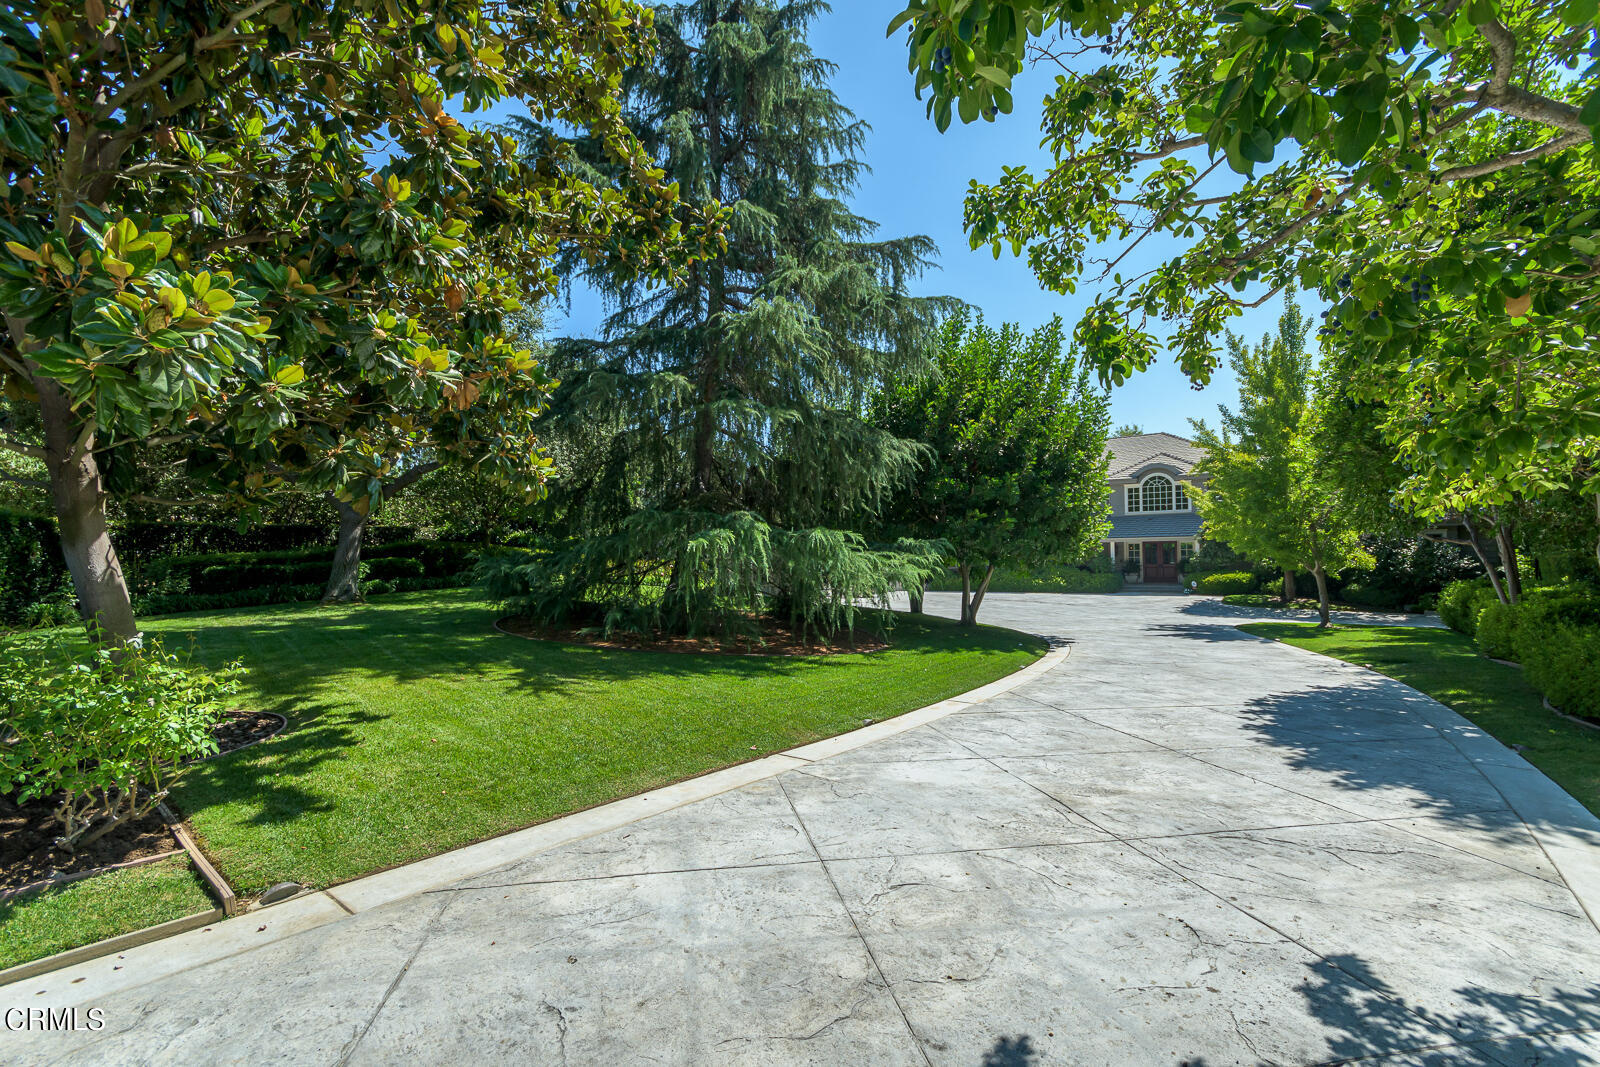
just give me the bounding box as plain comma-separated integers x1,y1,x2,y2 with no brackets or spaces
1103,432,1206,584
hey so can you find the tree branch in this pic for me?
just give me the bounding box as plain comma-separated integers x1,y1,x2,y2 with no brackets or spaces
96,0,279,119
1,437,47,460
1437,131,1588,182
0,470,48,488
386,460,442,497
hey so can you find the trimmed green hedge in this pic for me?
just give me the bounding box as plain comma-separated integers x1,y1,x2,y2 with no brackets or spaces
1438,578,1496,636
926,562,1123,595
133,575,467,617
0,509,71,627
1193,571,1258,596
131,541,481,616
140,540,478,596
1439,579,1600,721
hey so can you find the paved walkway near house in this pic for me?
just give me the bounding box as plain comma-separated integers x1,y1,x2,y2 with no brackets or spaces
10,593,1600,1065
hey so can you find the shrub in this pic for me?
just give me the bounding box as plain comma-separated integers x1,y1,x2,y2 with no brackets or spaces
1522,623,1600,721
921,561,1123,594
1438,579,1497,636
1340,581,1407,610
1194,571,1257,596
0,633,243,849
1473,600,1520,659
1221,593,1276,607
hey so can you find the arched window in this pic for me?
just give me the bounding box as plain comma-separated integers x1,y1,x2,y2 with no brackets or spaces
1127,472,1190,512
1142,475,1174,511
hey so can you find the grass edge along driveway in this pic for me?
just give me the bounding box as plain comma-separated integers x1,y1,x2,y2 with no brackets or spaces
1241,622,1600,819
158,590,1045,896
2,590,1043,970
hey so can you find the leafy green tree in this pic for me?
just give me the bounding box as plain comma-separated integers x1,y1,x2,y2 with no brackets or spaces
492,0,949,638
0,1,711,641
1191,298,1371,624
887,0,1600,522
1112,422,1144,437
872,313,1111,625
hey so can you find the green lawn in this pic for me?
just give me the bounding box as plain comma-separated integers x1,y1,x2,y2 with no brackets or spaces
133,590,1043,895
0,857,215,972
1242,622,1600,818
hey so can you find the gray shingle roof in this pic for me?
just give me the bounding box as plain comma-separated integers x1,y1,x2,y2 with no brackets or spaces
1106,432,1204,480
1107,512,1204,540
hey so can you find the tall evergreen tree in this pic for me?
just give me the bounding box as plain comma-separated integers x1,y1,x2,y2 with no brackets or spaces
1191,298,1372,626
486,0,950,637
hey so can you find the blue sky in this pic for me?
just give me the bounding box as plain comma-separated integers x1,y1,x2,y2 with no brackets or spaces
475,3,1310,435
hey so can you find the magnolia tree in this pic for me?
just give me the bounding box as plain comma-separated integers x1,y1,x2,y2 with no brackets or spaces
889,0,1600,538
871,314,1111,626
0,0,715,641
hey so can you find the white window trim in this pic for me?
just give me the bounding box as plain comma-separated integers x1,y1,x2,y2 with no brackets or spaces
1127,472,1191,514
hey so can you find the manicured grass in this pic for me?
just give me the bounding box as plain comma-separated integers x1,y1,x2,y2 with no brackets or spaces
141,590,1044,895
0,858,215,972
1242,622,1600,818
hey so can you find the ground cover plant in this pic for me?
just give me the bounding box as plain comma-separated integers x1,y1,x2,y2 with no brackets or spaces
1241,622,1600,818
124,589,1044,896
0,856,214,972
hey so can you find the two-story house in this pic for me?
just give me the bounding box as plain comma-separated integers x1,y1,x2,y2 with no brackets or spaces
1104,432,1206,584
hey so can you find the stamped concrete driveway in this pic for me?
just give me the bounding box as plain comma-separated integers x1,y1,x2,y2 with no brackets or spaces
10,593,1600,1066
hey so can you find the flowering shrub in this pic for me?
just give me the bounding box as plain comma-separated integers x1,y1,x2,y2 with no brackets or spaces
0,634,243,850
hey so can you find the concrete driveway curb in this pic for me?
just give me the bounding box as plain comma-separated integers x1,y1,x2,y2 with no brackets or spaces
4,641,1069,1009
1244,629,1600,934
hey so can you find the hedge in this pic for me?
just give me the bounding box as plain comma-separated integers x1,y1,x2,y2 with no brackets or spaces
0,508,70,626
1193,571,1257,596
926,562,1123,595
1439,579,1600,721
132,575,468,617
1438,578,1497,636
139,540,479,596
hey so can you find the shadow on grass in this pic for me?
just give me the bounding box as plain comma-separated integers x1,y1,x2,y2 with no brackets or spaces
153,591,1045,833
153,592,1040,701
175,696,373,829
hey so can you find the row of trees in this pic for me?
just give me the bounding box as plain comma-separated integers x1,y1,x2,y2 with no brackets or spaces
890,0,1600,610
3,1,1117,643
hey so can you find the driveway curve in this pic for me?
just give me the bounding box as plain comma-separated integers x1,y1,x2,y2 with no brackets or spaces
10,593,1600,1065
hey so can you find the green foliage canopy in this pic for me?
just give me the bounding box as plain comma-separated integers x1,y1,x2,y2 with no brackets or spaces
497,0,950,637
1191,299,1372,620
0,0,716,637
871,313,1112,624
888,0,1600,508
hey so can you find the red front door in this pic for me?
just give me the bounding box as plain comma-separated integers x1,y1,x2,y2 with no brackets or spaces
1143,541,1179,583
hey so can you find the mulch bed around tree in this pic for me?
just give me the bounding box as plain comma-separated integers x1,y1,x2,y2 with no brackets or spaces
0,796,178,890
497,615,891,656
0,710,285,890
199,710,288,760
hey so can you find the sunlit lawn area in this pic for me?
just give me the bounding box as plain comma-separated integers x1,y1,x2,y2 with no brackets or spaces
132,589,1044,896
0,857,214,972
1242,622,1600,818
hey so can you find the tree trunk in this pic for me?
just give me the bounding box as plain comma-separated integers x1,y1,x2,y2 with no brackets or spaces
1281,569,1296,604
1495,522,1522,604
1312,564,1331,628
958,563,973,625
322,498,369,604
907,578,924,615
33,369,138,643
1461,512,1508,604
965,564,996,626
